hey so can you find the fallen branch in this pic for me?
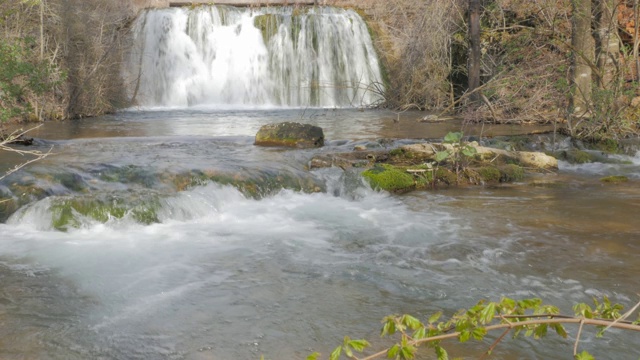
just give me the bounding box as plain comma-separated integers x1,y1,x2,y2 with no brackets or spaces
0,125,53,181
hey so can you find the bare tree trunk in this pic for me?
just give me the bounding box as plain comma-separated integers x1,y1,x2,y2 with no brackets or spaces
40,0,44,60
634,0,640,81
594,0,619,88
468,0,481,103
570,0,594,115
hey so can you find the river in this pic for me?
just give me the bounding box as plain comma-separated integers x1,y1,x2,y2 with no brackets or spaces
0,108,639,359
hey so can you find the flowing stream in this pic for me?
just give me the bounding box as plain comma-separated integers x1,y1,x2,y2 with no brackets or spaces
1,109,640,360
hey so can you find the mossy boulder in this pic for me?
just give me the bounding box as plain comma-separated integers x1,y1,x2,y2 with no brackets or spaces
499,164,525,182
50,197,160,231
554,149,597,164
255,122,324,149
475,166,502,182
362,164,416,193
0,197,18,222
362,164,463,192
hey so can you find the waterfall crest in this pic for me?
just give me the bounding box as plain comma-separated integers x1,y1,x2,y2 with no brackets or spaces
127,6,384,108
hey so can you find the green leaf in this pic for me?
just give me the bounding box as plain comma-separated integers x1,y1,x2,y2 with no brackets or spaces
479,302,496,324
306,352,320,360
435,345,449,360
472,327,487,340
388,344,400,359
533,324,548,339
347,339,370,352
400,345,416,360
575,350,595,360
401,315,422,330
537,305,560,315
435,150,451,162
499,297,516,314
329,346,342,360
443,132,463,144
344,345,353,358
428,311,443,324
461,146,477,157
574,303,594,319
412,326,426,340
382,318,397,337
525,328,534,337
459,329,471,343
553,324,568,338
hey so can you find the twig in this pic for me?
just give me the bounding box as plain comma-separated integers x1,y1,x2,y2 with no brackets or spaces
574,319,585,357
480,93,498,122
0,124,52,181
602,298,640,333
479,328,511,360
0,145,53,181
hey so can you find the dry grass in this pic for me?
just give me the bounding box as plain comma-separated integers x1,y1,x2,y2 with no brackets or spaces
355,0,464,110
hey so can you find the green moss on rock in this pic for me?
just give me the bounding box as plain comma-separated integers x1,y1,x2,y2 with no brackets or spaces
434,168,457,185
499,164,525,182
600,175,629,183
555,149,595,164
591,138,620,153
362,164,415,193
476,166,502,183
0,197,18,222
255,122,324,149
50,197,160,231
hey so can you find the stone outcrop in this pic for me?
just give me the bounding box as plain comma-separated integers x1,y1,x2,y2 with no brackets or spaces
400,141,558,170
309,140,559,193
255,122,324,149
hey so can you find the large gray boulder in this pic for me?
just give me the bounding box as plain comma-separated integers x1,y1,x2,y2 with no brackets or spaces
255,122,324,149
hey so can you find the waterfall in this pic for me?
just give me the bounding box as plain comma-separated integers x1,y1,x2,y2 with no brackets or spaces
127,6,384,108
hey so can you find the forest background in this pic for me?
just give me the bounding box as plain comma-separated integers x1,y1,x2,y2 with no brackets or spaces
1,0,640,143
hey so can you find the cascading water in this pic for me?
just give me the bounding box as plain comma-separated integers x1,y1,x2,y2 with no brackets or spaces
126,6,384,108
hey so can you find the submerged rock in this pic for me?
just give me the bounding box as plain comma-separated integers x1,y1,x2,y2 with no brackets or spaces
255,122,324,149
600,175,629,183
48,196,161,231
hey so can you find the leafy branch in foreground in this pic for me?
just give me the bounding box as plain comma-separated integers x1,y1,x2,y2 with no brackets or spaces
301,297,640,360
